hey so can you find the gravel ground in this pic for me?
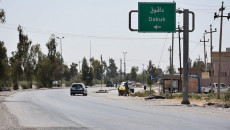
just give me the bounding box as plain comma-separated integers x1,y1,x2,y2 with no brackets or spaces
90,87,230,119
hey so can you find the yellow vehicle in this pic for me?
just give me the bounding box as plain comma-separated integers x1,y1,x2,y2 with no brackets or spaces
118,82,131,96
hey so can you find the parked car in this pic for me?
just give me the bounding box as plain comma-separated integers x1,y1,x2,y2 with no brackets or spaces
202,83,229,93
52,81,60,87
106,81,114,87
70,83,87,96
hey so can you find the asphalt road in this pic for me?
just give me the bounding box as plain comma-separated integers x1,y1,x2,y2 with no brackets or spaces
4,87,230,130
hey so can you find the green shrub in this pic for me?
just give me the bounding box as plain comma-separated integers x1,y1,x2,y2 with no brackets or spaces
163,93,170,99
189,93,202,100
36,82,43,89
18,81,29,89
173,93,183,98
204,93,216,100
65,75,82,87
223,89,230,101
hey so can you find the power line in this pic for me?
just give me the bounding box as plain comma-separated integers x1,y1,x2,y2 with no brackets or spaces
0,25,172,40
158,33,168,67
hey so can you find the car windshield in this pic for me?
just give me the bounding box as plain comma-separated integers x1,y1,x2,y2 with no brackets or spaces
72,84,83,89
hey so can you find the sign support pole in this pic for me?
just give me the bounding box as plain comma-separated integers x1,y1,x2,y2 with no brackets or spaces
181,9,190,104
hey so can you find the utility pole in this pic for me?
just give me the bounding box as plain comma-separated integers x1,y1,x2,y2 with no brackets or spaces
142,64,145,85
57,36,64,87
123,52,127,77
120,59,122,81
101,55,103,90
90,41,91,67
168,46,172,98
177,24,182,92
200,33,209,71
205,25,217,93
214,1,230,99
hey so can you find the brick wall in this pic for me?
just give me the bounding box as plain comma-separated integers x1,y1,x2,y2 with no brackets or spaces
182,77,199,93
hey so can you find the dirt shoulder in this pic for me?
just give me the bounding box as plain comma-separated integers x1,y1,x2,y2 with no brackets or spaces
90,88,230,119
0,91,20,130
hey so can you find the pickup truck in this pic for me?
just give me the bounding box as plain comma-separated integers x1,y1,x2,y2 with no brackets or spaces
202,83,229,93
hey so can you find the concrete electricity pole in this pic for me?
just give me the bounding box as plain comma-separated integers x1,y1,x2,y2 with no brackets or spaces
90,41,91,67
142,64,145,85
123,52,127,76
200,33,209,71
177,24,182,92
214,1,230,99
101,55,103,90
57,36,64,87
120,59,122,80
205,25,217,93
168,46,173,98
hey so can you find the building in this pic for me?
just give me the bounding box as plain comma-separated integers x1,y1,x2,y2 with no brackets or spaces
211,47,230,86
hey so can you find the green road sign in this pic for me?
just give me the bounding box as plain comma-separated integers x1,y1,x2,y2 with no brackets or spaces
138,2,176,33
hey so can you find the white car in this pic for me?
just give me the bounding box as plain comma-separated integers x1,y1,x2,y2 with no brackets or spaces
202,83,229,93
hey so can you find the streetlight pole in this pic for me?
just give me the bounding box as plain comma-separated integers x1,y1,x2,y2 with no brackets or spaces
123,52,127,77
57,36,64,87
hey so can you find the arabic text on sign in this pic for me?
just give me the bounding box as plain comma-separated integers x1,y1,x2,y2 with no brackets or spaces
150,6,164,14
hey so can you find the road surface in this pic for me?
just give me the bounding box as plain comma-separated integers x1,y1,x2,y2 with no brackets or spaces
4,87,230,130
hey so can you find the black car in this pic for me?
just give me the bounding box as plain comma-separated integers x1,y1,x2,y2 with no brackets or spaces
70,83,87,96
106,81,114,87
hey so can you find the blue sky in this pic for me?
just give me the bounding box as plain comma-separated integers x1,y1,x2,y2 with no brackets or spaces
0,0,230,73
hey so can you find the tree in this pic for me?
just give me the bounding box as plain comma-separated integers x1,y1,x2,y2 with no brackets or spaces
0,41,9,88
63,64,71,81
165,65,176,74
36,56,53,88
36,35,61,88
193,60,205,68
106,58,117,78
91,58,103,80
46,34,57,65
70,62,78,78
147,60,156,75
9,26,32,89
130,66,138,81
24,44,40,88
0,8,6,23
81,57,93,85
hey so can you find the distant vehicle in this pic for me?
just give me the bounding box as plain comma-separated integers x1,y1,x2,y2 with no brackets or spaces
202,83,229,93
70,83,87,96
106,81,114,87
128,81,135,93
118,81,135,96
52,81,60,87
